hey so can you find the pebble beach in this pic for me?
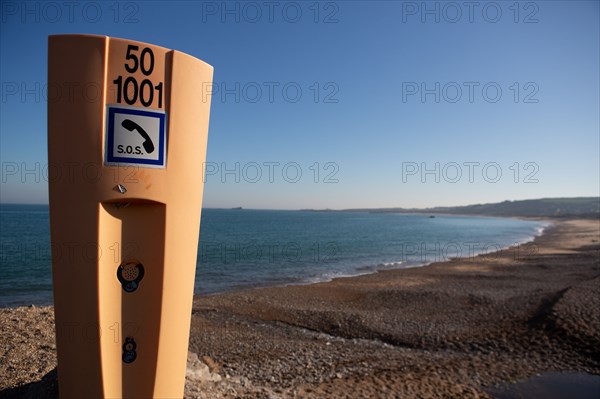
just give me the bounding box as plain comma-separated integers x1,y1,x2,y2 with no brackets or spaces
1,218,599,398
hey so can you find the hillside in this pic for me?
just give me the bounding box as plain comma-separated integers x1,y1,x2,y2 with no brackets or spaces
339,197,600,218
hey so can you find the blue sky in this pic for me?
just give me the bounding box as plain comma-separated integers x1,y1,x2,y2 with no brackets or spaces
1,1,598,209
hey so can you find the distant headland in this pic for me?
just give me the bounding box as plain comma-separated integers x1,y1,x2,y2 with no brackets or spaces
301,197,600,219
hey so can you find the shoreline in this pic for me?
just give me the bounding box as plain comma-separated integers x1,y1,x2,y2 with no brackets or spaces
191,216,566,310
196,215,552,300
0,214,550,308
186,217,599,397
1,217,598,398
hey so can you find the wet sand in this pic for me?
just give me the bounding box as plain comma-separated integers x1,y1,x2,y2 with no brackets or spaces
1,218,599,398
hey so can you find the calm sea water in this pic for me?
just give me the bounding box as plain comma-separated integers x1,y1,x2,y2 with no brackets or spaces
0,204,547,307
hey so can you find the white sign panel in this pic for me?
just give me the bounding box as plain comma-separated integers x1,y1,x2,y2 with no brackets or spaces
105,106,167,168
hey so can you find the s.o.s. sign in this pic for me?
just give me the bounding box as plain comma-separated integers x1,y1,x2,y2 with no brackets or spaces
105,40,168,168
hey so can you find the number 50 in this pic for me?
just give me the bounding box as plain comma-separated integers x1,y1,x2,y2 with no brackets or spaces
124,45,154,75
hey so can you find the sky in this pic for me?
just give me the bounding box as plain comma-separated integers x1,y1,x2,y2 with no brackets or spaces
0,0,599,209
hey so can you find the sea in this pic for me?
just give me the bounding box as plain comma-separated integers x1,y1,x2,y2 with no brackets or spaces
0,204,548,307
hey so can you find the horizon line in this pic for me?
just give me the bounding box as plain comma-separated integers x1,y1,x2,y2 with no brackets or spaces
1,196,598,212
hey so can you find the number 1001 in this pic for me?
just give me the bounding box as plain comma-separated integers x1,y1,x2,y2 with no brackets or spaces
113,76,163,108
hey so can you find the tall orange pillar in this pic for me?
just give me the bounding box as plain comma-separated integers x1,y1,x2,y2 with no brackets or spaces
48,34,213,398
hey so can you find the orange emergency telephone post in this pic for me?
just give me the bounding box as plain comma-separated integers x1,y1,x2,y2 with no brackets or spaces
48,34,213,398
